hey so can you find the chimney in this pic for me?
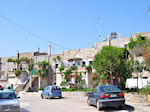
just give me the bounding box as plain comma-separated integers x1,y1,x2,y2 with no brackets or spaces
107,34,110,40
38,48,40,52
119,33,122,39
48,45,51,56
17,50,19,59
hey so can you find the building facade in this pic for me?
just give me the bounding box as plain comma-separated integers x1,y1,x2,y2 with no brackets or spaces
0,32,150,91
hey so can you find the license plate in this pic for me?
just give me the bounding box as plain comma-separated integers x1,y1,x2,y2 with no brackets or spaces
55,90,59,93
110,94,117,97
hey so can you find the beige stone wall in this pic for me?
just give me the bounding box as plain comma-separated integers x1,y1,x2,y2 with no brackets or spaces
19,52,34,58
93,37,130,51
131,32,150,39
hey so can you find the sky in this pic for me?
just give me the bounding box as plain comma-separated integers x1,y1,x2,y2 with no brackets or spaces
0,0,150,57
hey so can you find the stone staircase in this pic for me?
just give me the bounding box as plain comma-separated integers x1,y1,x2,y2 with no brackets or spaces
23,76,35,92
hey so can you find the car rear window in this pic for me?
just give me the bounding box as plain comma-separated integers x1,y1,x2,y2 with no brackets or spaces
0,92,16,99
100,86,121,92
51,86,60,90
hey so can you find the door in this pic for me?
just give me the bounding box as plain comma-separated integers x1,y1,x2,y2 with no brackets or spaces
90,87,98,105
93,87,99,105
42,87,47,98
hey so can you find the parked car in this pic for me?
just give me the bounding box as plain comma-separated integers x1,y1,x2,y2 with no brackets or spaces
0,86,15,92
0,91,20,112
41,85,62,99
87,85,125,110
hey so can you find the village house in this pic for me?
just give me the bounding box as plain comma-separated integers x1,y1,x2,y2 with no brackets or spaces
0,32,150,92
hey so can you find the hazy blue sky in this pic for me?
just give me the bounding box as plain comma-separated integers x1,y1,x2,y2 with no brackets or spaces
0,0,150,57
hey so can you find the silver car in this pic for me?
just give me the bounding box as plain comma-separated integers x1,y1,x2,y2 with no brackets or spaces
87,85,125,110
0,91,20,112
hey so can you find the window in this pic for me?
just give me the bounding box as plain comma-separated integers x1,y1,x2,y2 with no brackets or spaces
133,77,138,79
93,88,98,93
82,61,86,65
52,86,60,90
20,65,23,71
141,36,145,40
89,61,93,65
55,64,59,68
143,77,148,79
100,86,120,92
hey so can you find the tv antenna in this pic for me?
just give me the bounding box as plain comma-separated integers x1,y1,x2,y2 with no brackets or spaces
148,6,150,13
97,18,102,41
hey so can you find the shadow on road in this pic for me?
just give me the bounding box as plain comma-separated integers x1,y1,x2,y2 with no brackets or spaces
46,96,67,100
99,104,134,112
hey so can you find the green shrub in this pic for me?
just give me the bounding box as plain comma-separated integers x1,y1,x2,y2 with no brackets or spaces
123,89,137,93
39,87,44,90
61,88,74,91
85,88,93,92
59,63,64,72
139,85,150,95
14,69,21,76
60,81,68,86
61,87,93,92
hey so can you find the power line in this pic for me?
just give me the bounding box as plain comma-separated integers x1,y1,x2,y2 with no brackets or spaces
0,14,69,50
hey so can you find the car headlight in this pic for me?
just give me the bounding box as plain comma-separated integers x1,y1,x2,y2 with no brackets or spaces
12,103,20,108
0,105,3,110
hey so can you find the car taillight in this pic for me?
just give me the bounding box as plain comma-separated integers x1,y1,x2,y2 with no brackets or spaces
50,90,53,93
100,94,109,98
119,93,124,97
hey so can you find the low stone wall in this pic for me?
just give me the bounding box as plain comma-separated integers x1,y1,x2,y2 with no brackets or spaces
22,91,148,103
125,93,148,103
0,79,8,86
62,92,88,97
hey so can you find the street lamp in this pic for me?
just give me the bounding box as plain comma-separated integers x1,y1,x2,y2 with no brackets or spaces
135,61,139,94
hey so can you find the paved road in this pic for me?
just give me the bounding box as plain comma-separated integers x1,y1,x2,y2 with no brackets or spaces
20,94,136,112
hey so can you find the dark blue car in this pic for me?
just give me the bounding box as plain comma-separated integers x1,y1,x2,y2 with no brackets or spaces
41,86,62,99
87,85,125,110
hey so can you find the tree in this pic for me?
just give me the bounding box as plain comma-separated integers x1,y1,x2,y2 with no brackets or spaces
7,57,32,76
128,34,150,72
37,61,49,77
93,46,130,86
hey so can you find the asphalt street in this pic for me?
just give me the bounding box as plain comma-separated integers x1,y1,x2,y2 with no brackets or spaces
19,93,136,112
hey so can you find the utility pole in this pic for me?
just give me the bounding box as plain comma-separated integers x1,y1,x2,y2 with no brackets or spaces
108,34,111,46
135,61,139,94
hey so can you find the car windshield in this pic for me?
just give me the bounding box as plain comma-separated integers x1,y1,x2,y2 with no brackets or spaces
0,92,17,99
100,86,121,92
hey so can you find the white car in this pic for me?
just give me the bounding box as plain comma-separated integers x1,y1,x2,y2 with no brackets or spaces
0,91,20,112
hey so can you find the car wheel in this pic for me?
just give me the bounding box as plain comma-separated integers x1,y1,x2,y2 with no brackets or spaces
118,105,124,110
47,94,51,99
87,99,91,106
41,94,43,99
59,96,62,99
96,101,101,111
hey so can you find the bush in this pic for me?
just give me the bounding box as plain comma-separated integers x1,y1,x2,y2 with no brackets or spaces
61,88,75,91
61,87,93,92
39,87,44,90
123,89,137,93
14,69,21,76
60,81,68,86
139,85,150,95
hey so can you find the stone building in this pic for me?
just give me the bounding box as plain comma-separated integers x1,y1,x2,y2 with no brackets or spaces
0,47,53,92
0,32,150,91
